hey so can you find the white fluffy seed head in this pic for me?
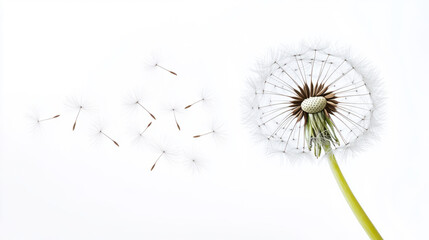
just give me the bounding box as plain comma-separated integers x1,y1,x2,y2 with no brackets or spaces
301,97,327,113
244,41,384,162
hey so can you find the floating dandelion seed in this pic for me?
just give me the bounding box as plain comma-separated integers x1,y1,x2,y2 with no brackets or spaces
99,130,120,147
184,89,212,110
150,150,165,171
66,96,90,131
155,63,177,76
246,43,383,239
181,149,209,173
136,100,156,120
190,159,201,172
183,155,206,174
91,122,120,147
28,111,61,131
193,121,225,141
125,91,157,120
192,122,221,139
148,139,178,171
130,125,149,145
72,106,83,131
38,114,60,123
140,121,152,136
171,108,181,130
177,148,210,174
193,130,214,138
145,56,177,76
184,98,205,109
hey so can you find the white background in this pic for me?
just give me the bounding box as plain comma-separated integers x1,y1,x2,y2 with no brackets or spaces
1,0,428,239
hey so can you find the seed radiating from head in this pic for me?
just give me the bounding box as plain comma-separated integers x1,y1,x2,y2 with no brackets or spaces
301,97,327,113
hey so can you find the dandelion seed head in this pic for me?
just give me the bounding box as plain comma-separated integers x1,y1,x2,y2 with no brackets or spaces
245,42,383,160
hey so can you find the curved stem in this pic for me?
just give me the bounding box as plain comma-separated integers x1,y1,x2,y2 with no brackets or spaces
327,151,383,240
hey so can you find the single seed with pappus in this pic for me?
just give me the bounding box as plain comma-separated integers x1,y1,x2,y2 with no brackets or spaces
38,114,60,123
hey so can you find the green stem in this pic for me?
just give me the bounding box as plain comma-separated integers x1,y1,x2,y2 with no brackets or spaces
326,150,383,240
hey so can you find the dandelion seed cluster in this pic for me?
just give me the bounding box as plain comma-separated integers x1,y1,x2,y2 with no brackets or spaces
246,43,382,160
31,57,221,173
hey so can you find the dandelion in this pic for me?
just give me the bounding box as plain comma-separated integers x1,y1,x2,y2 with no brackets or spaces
91,122,120,147
155,63,177,76
140,121,152,136
193,130,214,138
184,98,205,109
189,158,201,172
136,100,156,120
150,150,165,171
99,130,120,147
28,111,61,131
37,114,60,123
145,55,177,76
192,122,223,139
149,147,176,171
171,108,181,131
66,96,89,131
182,155,207,174
130,125,149,146
72,106,83,131
148,138,179,171
125,91,157,120
245,43,383,239
184,90,210,110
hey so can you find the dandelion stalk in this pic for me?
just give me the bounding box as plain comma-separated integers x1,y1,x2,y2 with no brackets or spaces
305,109,382,239
325,147,382,240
